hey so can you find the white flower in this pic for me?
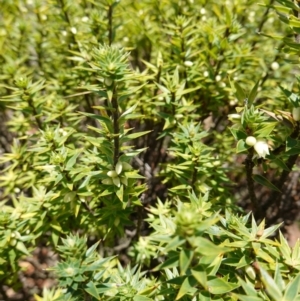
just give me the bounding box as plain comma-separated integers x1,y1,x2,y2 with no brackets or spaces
245,136,257,146
292,107,300,121
254,141,270,159
203,71,209,77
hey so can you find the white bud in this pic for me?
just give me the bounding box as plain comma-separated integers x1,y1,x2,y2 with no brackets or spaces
271,62,279,70
70,27,77,35
228,113,241,120
203,71,209,77
293,107,300,121
81,16,89,22
184,61,193,67
245,136,257,146
215,75,221,82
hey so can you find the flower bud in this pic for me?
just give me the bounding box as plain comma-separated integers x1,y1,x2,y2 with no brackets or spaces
245,266,256,280
184,61,193,67
245,136,257,146
228,114,241,120
292,107,300,121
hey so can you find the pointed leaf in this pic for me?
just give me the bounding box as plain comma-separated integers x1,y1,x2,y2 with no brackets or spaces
283,273,300,301
207,277,239,294
85,241,100,258
175,276,197,300
260,267,283,301
191,265,207,289
85,281,100,299
234,82,246,102
248,80,260,105
179,249,194,275
252,174,281,192
236,139,250,153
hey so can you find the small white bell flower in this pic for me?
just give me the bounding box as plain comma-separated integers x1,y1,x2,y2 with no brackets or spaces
254,141,270,159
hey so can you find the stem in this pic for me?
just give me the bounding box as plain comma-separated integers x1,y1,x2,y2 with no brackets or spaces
214,27,230,75
57,0,79,51
111,85,119,166
251,0,275,50
191,163,198,190
26,91,43,130
245,148,258,212
294,5,300,43
268,123,300,208
107,4,113,45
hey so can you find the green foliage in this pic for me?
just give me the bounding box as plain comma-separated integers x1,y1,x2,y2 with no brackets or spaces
1,0,300,300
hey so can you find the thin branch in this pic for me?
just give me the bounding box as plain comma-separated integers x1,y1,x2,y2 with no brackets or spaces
111,85,119,166
245,148,259,212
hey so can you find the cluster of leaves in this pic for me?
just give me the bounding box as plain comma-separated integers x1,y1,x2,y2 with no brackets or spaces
1,0,300,300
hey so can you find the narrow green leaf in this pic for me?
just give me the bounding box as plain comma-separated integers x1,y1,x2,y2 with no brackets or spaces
234,82,246,102
191,265,207,289
274,263,285,292
252,174,281,192
283,273,300,301
260,267,283,301
190,237,230,256
248,80,260,104
175,276,197,300
119,102,138,119
179,249,194,275
116,184,124,202
85,241,100,258
229,128,247,140
85,281,100,300
16,241,30,255
164,236,185,252
236,139,250,153
232,294,264,301
80,112,113,132
272,157,290,171
153,255,179,271
255,122,277,137
123,130,152,140
65,151,81,170
133,296,153,301
238,276,258,296
207,277,239,294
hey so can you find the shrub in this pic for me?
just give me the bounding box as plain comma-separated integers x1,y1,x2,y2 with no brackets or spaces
1,0,300,300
